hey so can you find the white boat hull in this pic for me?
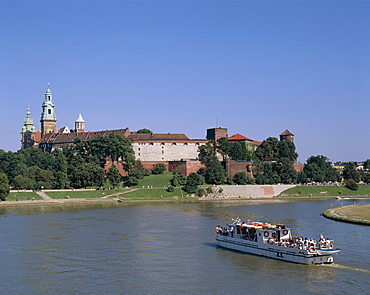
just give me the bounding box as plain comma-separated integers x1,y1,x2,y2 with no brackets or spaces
216,235,335,265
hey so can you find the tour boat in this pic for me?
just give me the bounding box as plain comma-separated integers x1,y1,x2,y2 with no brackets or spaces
215,218,341,265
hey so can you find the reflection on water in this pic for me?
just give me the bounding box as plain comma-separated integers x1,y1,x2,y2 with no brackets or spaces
0,198,369,294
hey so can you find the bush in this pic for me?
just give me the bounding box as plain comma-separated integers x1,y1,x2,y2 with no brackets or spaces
152,163,166,175
346,179,358,191
166,185,175,192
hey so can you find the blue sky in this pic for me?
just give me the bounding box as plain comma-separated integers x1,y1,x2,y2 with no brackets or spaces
0,0,369,163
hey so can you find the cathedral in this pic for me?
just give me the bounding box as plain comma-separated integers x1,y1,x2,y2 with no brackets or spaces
21,84,86,149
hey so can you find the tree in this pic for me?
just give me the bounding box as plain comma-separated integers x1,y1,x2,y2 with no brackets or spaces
277,141,298,163
217,138,256,161
13,175,35,190
255,137,279,162
304,155,340,183
123,160,148,187
137,128,153,134
202,155,226,185
183,173,204,194
152,163,166,175
170,171,187,186
197,142,226,185
0,173,10,201
107,165,121,188
54,149,68,189
342,162,360,183
69,163,105,188
364,159,370,171
346,179,358,190
233,172,248,185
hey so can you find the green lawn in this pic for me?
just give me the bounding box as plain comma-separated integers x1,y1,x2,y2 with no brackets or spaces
6,192,43,201
131,172,174,189
279,185,370,198
46,189,128,199
118,187,186,200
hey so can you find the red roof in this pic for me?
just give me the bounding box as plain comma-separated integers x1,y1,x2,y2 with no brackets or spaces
228,133,252,141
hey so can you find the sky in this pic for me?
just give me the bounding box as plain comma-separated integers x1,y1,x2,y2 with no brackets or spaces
0,0,369,163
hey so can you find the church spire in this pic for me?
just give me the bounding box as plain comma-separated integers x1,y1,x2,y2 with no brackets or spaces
40,84,57,136
21,105,37,149
75,113,85,133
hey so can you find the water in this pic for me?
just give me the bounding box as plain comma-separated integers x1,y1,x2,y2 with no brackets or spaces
0,198,369,294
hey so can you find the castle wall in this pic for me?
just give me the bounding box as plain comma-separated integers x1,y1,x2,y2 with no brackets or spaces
225,160,254,178
132,142,204,161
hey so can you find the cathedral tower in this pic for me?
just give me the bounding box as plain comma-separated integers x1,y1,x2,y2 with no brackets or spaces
75,113,85,133
40,84,57,136
21,106,37,149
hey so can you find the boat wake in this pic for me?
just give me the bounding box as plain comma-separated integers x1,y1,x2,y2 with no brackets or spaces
327,263,370,273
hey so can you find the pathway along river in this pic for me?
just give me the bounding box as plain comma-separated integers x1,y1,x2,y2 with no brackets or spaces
1,198,369,294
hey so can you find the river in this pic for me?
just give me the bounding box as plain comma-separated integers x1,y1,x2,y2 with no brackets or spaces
0,198,369,294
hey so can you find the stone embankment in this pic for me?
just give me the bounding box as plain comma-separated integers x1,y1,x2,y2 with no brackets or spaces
216,185,296,198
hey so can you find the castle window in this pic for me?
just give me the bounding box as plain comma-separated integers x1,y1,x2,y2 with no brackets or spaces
172,143,177,145
27,137,31,142
48,109,51,114
48,96,51,100
162,150,164,154
138,153,140,156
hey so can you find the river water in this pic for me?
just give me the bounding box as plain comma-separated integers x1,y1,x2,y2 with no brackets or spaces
0,198,369,294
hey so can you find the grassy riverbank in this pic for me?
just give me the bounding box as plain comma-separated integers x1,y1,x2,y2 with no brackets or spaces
279,185,370,198
322,204,370,225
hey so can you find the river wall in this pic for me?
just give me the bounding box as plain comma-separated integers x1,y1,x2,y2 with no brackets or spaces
216,185,296,198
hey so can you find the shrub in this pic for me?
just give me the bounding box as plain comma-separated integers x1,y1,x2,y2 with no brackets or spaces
166,185,175,192
152,163,166,175
346,179,358,191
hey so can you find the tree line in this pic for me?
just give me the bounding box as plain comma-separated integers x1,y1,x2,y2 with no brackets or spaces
0,134,369,200
177,137,370,195
0,134,166,200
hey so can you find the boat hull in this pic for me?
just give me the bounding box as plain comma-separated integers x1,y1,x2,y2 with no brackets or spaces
216,236,335,265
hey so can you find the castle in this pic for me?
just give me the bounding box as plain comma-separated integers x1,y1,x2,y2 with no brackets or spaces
21,85,294,176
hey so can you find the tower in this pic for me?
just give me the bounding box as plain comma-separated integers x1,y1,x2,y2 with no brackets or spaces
40,84,57,136
279,129,294,142
206,127,228,141
75,113,85,133
21,106,37,149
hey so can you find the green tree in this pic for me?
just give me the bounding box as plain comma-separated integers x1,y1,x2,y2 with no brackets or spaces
183,173,204,194
54,149,68,189
152,163,166,174
136,128,153,134
0,173,10,201
13,175,35,190
363,173,370,184
277,141,298,163
107,164,121,188
123,160,148,187
255,137,279,162
233,172,248,185
70,163,105,188
364,159,370,171
170,171,187,186
202,155,226,185
345,179,358,190
304,155,340,183
342,162,360,183
198,142,226,185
